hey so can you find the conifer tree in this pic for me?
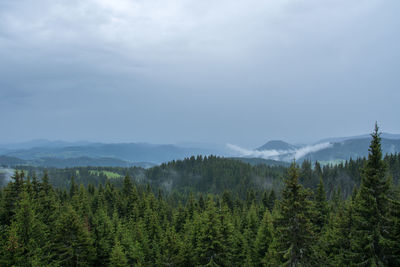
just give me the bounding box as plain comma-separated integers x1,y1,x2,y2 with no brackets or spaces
386,185,400,265
267,189,276,212
195,197,230,266
109,240,128,267
268,162,315,266
92,206,114,266
254,209,273,266
314,178,329,232
351,123,391,265
4,190,46,266
1,171,23,224
51,205,96,266
158,225,182,266
242,202,259,266
323,199,353,266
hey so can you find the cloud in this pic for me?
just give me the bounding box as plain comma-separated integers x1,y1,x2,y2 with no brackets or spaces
227,142,332,161
293,143,333,159
0,0,399,144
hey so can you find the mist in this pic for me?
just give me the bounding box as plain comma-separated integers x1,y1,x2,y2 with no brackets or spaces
227,142,333,161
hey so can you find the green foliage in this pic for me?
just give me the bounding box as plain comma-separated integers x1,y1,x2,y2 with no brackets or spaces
268,163,315,266
254,209,273,266
109,240,128,267
350,124,392,266
313,178,329,232
51,205,96,266
0,126,399,266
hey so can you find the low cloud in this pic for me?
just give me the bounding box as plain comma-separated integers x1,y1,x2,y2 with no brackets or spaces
227,142,332,161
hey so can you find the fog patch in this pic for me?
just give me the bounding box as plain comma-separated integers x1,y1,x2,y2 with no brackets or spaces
227,142,332,161
0,168,14,186
161,179,173,193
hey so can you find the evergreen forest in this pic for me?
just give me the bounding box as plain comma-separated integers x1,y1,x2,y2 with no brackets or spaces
1,125,400,266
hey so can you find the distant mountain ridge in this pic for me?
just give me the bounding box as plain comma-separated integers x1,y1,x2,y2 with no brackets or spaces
255,135,400,163
0,155,155,168
317,132,400,144
1,132,400,168
304,138,400,162
257,140,298,151
0,142,225,167
0,139,93,150
3,143,220,163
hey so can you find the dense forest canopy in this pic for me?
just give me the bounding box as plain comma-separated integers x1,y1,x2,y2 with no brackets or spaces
0,125,399,266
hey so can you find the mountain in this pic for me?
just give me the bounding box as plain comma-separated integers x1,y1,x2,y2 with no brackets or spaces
257,140,297,151
304,138,400,162
249,134,400,163
317,132,400,144
0,156,27,166
0,142,224,165
2,132,400,167
0,155,155,168
0,139,93,150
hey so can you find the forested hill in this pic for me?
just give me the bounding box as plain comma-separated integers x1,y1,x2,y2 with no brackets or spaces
0,142,222,165
255,137,400,162
6,153,400,200
305,137,400,162
1,134,400,168
0,129,399,266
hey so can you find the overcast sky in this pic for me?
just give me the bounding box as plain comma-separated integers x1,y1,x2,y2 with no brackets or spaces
0,0,399,147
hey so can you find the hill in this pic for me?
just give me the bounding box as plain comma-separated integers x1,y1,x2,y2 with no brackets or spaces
305,137,400,162
1,143,222,164
257,140,297,151
0,155,155,168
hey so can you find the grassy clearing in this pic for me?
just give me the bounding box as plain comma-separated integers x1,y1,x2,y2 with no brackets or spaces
89,170,121,179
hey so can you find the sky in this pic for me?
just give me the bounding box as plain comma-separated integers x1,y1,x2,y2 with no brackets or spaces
0,0,399,148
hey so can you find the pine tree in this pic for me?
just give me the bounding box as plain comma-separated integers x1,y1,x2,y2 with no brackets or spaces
242,202,259,266
51,205,96,266
386,185,400,265
267,189,276,212
268,162,315,266
195,197,230,266
3,190,47,266
122,174,133,197
323,199,354,266
158,225,182,266
313,178,329,232
92,207,114,266
254,209,273,266
109,240,129,267
1,170,23,224
351,123,391,265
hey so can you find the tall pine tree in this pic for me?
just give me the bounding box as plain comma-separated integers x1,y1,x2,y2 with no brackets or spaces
268,162,315,266
351,123,391,266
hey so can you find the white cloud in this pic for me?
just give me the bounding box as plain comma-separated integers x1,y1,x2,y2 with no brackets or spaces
227,142,332,161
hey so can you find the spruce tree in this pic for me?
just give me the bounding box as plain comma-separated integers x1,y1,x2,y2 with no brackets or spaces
195,197,230,266
254,209,273,266
4,190,47,266
351,123,391,265
386,185,400,265
51,205,96,266
323,199,354,266
267,189,276,212
109,240,128,267
314,178,329,232
268,162,315,266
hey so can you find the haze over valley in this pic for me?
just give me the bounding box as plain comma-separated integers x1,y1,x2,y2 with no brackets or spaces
1,132,400,168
